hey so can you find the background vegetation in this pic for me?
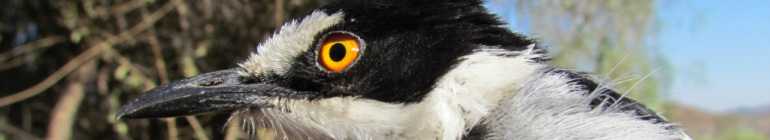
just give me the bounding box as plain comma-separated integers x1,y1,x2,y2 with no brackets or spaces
493,0,769,140
0,0,766,140
1,0,329,139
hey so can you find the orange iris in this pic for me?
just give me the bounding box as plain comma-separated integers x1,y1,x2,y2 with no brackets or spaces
318,33,360,72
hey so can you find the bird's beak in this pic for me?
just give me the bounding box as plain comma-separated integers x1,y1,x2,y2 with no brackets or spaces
116,68,314,120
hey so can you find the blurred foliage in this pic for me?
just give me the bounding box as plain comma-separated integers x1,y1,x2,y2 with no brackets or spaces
503,0,675,111
0,0,328,139
664,103,770,140
491,0,768,139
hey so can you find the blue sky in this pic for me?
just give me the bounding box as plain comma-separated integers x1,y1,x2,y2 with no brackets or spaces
488,0,770,113
659,0,770,113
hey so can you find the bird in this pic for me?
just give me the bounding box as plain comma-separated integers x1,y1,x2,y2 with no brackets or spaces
116,0,692,139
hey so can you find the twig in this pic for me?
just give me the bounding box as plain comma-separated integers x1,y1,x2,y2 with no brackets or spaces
111,0,148,15
0,0,183,107
45,82,85,140
224,119,242,140
0,124,41,140
0,35,65,62
185,116,210,140
165,118,179,140
0,37,106,107
274,0,285,27
147,29,169,84
141,2,169,85
106,48,153,85
162,3,210,136
138,5,181,140
0,57,24,70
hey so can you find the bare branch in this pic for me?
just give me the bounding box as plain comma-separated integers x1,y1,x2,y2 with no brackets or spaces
0,0,183,107
0,124,41,140
45,82,85,140
0,36,66,62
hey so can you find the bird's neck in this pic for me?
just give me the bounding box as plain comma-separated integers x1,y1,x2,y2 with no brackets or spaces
403,49,544,139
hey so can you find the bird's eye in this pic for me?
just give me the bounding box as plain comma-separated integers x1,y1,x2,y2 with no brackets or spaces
318,33,361,72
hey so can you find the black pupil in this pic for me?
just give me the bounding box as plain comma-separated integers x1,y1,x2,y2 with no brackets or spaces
329,43,346,62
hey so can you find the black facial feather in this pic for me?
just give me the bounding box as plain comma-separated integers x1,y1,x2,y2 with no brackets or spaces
276,0,538,103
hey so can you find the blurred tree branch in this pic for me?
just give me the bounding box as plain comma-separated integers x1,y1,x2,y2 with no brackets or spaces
0,0,329,139
492,0,672,111
0,124,40,140
0,0,183,107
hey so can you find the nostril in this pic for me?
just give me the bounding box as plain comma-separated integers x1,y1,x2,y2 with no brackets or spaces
239,76,261,84
200,78,224,86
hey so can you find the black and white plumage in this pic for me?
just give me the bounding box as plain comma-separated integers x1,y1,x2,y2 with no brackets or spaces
116,0,691,139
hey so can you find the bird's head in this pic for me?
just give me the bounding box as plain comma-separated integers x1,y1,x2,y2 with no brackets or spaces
117,0,546,139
